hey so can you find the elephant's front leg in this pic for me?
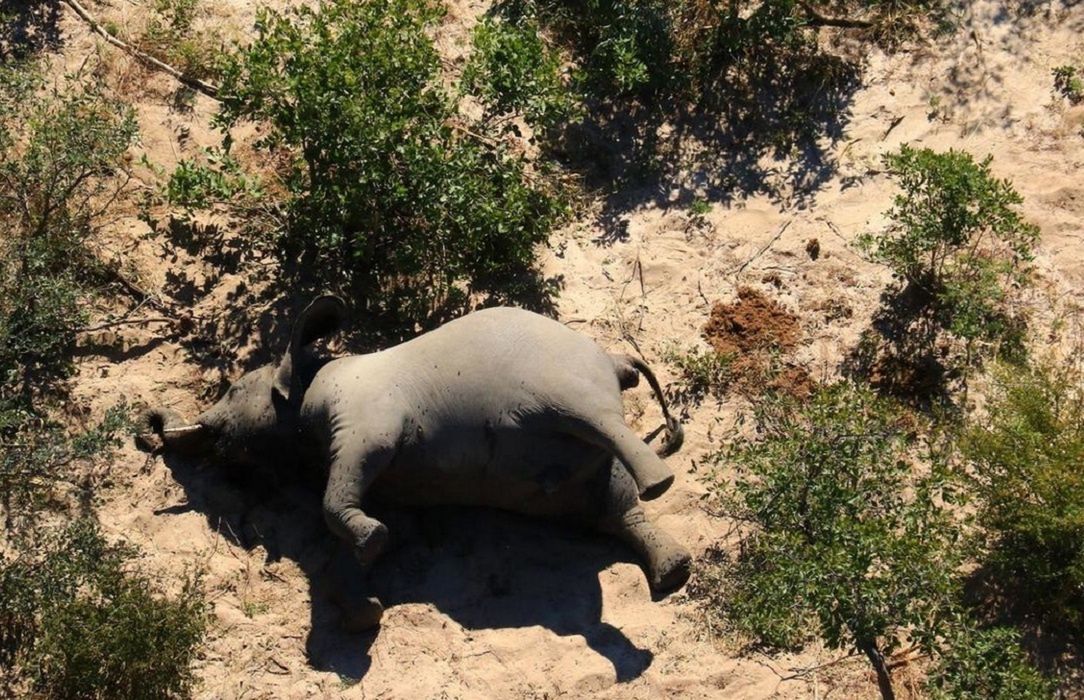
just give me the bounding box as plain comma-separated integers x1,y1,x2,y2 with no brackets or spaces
596,459,691,595
322,443,393,631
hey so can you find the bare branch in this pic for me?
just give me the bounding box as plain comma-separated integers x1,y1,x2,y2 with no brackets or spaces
61,0,220,99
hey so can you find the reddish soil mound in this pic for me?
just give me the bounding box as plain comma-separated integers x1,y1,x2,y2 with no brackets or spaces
702,286,801,356
698,287,812,400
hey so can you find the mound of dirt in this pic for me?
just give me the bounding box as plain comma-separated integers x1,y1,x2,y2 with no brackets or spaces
702,286,801,356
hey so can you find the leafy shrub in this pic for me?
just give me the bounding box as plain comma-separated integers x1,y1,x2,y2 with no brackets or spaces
960,360,1084,633
550,0,674,98
209,0,565,318
1053,64,1083,105
861,146,1038,351
0,520,207,699
165,147,265,212
927,626,1053,700
0,63,137,398
693,383,962,699
663,345,732,403
0,404,131,532
462,14,578,133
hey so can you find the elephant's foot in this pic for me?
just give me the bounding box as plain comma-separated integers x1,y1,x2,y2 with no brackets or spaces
340,596,384,633
616,508,691,596
647,542,691,596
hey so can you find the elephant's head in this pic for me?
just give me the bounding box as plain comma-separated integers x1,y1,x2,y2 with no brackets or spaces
137,295,346,473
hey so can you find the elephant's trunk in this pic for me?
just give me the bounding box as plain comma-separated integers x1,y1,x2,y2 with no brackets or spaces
135,407,212,456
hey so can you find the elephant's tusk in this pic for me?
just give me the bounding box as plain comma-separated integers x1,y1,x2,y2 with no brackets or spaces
161,424,205,436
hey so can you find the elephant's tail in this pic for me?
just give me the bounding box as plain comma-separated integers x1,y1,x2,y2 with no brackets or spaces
614,354,684,457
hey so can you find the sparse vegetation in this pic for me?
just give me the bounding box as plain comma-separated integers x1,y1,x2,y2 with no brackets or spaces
0,63,137,398
692,383,963,700
0,403,131,533
0,520,207,699
1054,64,1083,105
663,345,733,403
0,62,138,527
139,0,224,82
688,199,711,217
164,147,265,217
960,360,1084,634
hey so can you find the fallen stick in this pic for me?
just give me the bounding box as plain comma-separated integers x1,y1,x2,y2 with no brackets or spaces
102,265,176,314
61,0,220,99
78,317,174,333
730,219,793,277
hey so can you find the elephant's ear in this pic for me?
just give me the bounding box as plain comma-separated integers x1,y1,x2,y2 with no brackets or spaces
273,295,347,402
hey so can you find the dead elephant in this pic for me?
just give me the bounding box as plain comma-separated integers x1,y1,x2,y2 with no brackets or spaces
139,297,690,630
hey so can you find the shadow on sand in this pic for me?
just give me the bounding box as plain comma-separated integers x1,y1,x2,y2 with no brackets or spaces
156,451,655,684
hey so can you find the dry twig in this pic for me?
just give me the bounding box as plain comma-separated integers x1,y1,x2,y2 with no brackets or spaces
61,0,220,98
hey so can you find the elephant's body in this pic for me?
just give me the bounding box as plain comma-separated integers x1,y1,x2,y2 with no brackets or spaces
141,298,689,630
302,308,626,517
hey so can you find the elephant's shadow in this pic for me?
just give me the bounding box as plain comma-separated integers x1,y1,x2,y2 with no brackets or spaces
158,454,655,683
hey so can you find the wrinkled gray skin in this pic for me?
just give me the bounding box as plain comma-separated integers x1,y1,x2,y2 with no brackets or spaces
141,296,690,630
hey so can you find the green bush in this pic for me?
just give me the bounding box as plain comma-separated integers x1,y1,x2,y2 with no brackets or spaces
927,626,1053,700
0,404,131,532
209,0,565,317
0,520,207,699
861,146,1038,351
692,383,963,700
1053,64,1083,105
0,63,137,397
960,361,1084,632
552,0,674,98
662,345,732,403
462,14,578,133
501,0,938,152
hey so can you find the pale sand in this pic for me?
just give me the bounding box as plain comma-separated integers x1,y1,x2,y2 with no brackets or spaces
44,0,1084,696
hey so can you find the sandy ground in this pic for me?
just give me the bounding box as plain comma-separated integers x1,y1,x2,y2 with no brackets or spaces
36,0,1084,697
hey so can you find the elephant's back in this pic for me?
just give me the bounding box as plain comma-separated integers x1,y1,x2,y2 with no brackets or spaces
407,307,598,355
401,307,616,387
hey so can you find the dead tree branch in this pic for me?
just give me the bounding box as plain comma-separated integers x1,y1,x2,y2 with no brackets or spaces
61,0,220,99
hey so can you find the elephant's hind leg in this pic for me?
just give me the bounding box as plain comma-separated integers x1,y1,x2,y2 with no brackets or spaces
597,459,691,595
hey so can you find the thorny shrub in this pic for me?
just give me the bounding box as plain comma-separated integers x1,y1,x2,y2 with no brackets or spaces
462,13,578,134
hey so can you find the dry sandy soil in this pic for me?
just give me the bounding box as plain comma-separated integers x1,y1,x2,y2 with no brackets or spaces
32,0,1084,697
